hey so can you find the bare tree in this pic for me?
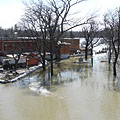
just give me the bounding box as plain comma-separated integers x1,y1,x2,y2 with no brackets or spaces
21,0,91,77
11,41,24,73
19,3,48,71
103,13,115,64
82,19,100,61
9,25,25,73
103,8,120,76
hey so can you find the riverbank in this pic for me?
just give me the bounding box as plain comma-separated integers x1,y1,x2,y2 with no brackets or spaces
0,64,43,84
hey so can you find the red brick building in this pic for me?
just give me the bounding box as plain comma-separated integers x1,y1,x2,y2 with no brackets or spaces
0,38,35,54
62,38,80,54
26,53,41,66
0,37,80,55
59,42,70,59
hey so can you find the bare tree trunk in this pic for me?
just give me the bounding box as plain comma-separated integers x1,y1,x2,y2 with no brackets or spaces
113,62,116,76
50,38,53,77
91,44,93,57
91,46,93,65
91,49,93,56
113,54,118,76
108,50,112,64
85,49,88,60
13,54,21,73
14,60,18,72
108,41,112,64
42,49,46,71
113,9,120,76
85,43,88,60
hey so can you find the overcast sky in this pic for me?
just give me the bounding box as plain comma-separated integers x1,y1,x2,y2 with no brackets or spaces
0,0,120,29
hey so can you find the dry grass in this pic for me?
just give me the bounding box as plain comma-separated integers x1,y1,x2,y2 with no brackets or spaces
52,56,86,76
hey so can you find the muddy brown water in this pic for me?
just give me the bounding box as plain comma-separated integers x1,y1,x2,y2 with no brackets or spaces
0,53,120,120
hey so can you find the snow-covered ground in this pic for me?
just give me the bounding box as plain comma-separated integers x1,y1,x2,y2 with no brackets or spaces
0,64,43,84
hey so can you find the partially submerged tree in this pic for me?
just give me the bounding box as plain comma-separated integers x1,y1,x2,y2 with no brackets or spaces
82,19,100,61
103,13,116,64
103,8,120,76
21,0,91,77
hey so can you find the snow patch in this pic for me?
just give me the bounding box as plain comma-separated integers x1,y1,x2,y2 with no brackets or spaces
29,82,51,95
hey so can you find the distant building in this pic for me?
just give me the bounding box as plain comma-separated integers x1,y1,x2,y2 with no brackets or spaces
26,52,41,66
62,38,80,54
0,38,35,54
0,37,80,58
59,41,70,59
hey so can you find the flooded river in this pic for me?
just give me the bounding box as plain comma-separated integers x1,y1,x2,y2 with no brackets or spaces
0,53,120,120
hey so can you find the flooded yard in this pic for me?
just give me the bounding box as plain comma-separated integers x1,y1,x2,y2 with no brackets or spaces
0,53,120,120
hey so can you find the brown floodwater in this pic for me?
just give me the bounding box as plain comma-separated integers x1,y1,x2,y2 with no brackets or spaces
0,53,120,120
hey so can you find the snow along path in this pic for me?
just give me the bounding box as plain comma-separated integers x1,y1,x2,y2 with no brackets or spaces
0,64,42,84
